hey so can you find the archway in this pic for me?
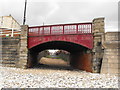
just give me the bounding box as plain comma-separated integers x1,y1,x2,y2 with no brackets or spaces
27,41,93,72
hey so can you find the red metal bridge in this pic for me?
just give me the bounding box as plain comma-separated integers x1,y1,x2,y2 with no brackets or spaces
28,22,93,72
28,22,93,49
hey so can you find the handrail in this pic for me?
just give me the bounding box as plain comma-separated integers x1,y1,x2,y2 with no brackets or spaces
28,22,92,36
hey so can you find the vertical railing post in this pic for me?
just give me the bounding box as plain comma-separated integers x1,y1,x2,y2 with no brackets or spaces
76,24,78,34
50,26,52,35
91,23,92,33
81,25,83,34
87,24,89,33
63,25,64,34
38,27,40,36
42,26,44,35
11,28,14,37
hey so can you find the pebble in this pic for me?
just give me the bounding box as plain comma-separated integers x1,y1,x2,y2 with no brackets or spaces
0,66,119,88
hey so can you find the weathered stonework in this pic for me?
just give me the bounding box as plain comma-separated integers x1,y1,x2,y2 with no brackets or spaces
0,25,28,68
101,32,120,74
1,37,20,67
92,17,105,73
16,25,28,68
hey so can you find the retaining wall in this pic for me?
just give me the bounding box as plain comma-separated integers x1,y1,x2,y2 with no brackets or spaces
1,37,20,67
101,32,120,74
0,25,28,68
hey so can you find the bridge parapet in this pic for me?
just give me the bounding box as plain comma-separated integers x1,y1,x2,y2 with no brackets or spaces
29,23,92,36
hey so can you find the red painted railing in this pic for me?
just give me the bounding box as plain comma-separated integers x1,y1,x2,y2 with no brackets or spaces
28,23,92,36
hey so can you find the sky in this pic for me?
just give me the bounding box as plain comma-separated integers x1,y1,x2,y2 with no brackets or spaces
0,0,119,32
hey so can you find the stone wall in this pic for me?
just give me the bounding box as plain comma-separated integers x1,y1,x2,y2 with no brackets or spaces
38,50,50,64
92,17,105,73
1,37,20,67
57,53,70,62
56,50,70,62
101,32,120,74
0,25,28,68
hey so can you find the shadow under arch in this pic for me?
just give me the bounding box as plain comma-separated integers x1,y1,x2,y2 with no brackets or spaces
28,41,93,72
29,40,88,53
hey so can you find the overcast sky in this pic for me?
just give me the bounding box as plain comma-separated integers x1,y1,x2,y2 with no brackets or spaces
0,0,119,32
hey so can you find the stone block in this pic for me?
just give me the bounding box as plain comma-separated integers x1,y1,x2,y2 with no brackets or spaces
20,48,28,52
108,68,119,74
93,17,104,22
19,60,27,63
20,43,27,46
100,67,108,74
107,59,119,63
2,60,15,64
106,36,119,41
102,59,108,63
103,41,120,49
19,53,27,56
94,36,101,39
95,53,103,58
104,55,119,60
102,62,120,69
19,57,28,60
20,40,27,43
105,52,119,56
2,64,16,67
21,37,27,39
16,63,27,69
2,54,18,57
105,48,119,52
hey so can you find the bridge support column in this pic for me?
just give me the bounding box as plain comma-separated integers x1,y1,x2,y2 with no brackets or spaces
27,50,38,68
16,25,28,68
70,50,92,72
92,17,105,73
101,32,120,75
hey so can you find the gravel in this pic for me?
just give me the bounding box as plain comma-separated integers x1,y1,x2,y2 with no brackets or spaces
0,66,119,88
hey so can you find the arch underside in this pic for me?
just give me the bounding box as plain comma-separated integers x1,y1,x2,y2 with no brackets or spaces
29,41,88,53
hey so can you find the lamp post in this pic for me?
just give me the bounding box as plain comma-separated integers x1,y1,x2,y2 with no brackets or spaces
23,0,27,25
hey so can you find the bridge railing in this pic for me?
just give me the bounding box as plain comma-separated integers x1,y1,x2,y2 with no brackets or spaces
28,23,92,36
0,28,21,37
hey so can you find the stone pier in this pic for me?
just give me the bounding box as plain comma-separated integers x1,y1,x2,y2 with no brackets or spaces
16,25,28,68
92,17,105,73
